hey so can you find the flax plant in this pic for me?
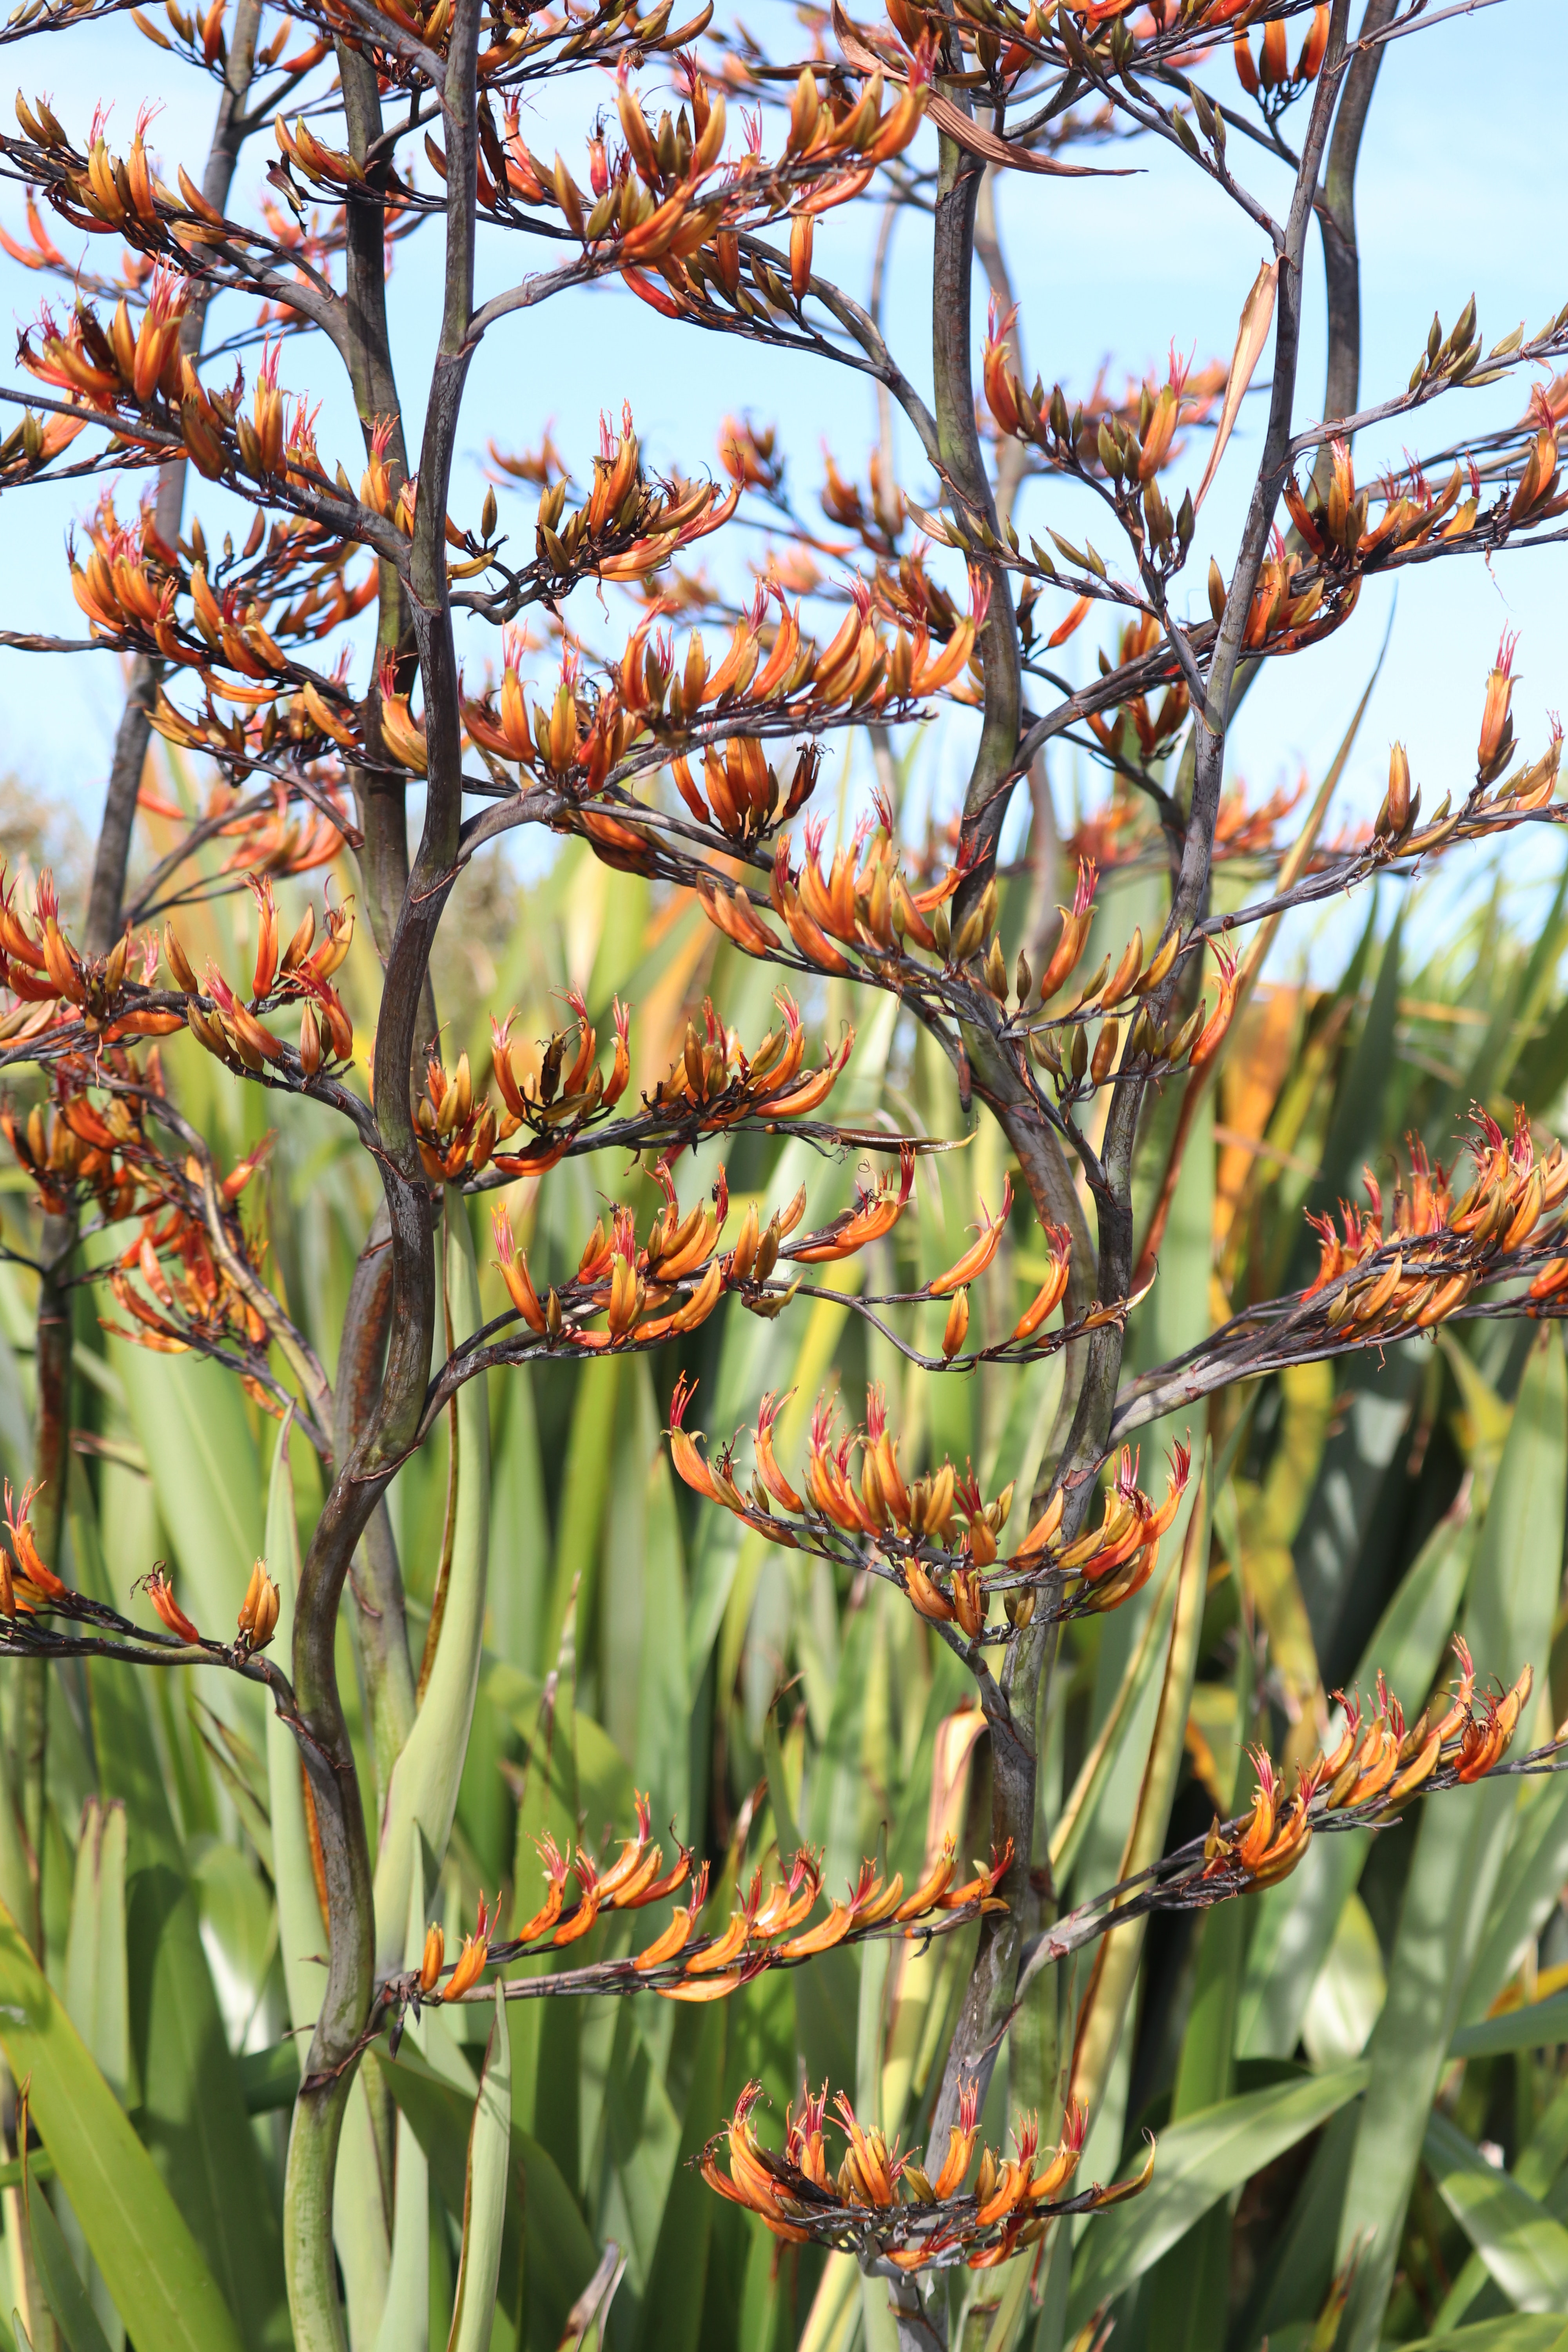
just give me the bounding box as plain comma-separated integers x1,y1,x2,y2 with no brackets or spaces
0,0,1563,2347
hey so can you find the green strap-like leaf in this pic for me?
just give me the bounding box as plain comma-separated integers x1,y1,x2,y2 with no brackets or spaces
374,1193,492,1975
263,1416,325,2050
1461,1768,1568,2025
1336,1328,1568,2352
56,1796,129,2351
632,2000,726,2352
372,2032,590,2352
373,1875,436,2352
1451,1987,1568,2060
1399,2317,1568,2350
1065,2063,1368,2331
109,1338,263,1744
72,1470,287,2349
1065,1448,1212,2132
1239,1490,1473,2061
26,2160,114,2352
1423,2111,1568,2313
446,1984,513,2352
0,1900,245,2352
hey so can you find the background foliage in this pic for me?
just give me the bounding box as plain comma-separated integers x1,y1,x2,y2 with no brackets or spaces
4,738,1568,2352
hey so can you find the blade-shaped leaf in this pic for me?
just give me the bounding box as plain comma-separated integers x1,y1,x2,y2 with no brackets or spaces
262,1416,325,2047
1400,2327,1568,2352
74,1473,289,2348
375,1192,492,1973
1064,1448,1211,2129
1423,2111,1568,2313
1461,1768,1568,2024
1065,2064,1368,2330
374,1873,435,2352
25,2153,113,2352
0,1900,245,2352
1239,1490,1472,2059
446,1984,512,2352
632,2000,726,2352
1451,1988,1568,2060
1337,1328,1568,2351
371,2035,590,2352
108,1339,263,1740
57,1797,129,2352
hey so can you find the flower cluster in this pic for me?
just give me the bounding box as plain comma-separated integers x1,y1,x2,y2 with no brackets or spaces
145,1556,280,1653
671,1377,1192,1641
0,1478,279,1659
398,1800,1011,2013
67,485,374,684
1199,1641,1537,1898
1302,1109,1568,1335
497,61,927,315
2,1049,278,1374
701,2079,1149,2269
453,573,978,837
165,878,355,1080
0,868,178,1047
493,1155,817,1353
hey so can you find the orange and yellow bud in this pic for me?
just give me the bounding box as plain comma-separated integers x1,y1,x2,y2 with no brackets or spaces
237,1561,280,1651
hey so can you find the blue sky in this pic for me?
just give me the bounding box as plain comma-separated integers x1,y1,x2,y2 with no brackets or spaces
0,0,1562,945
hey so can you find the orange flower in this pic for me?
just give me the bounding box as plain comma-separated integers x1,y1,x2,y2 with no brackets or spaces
146,1566,201,1644
930,1176,1013,1295
1478,629,1519,782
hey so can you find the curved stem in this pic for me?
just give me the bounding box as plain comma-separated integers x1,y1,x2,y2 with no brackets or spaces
336,40,432,1053
336,1203,417,1813
284,1991,356,2352
1312,0,1399,497
929,111,1021,917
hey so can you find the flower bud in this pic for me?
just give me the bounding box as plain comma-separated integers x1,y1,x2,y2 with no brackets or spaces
951,906,984,965
1259,15,1287,85
419,1924,445,1993
1376,742,1412,841
941,1288,970,1361
1296,3,1330,79
164,924,199,993
1478,632,1519,783
789,212,813,299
